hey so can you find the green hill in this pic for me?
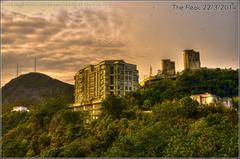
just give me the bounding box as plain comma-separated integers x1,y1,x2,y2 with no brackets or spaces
2,68,239,157
2,72,74,113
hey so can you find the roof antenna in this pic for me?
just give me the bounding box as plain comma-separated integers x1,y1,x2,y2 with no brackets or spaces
34,57,36,72
16,63,19,77
150,65,152,77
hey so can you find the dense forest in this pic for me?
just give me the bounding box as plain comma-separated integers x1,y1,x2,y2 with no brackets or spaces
2,68,239,157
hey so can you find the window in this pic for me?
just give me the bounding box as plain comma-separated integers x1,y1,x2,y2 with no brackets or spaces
110,66,114,74
110,76,114,84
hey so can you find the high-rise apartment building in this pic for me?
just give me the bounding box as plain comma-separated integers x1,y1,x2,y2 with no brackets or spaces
71,60,139,119
161,59,175,75
183,49,201,70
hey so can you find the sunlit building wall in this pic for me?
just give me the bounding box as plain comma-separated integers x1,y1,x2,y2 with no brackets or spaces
72,60,139,119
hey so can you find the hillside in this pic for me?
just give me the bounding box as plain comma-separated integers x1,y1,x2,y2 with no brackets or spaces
2,68,238,157
2,72,74,112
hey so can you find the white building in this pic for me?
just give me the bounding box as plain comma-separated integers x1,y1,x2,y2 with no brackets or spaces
190,92,232,107
221,97,233,108
12,106,29,112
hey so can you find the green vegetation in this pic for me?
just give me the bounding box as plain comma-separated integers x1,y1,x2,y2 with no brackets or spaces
2,68,239,157
2,72,74,114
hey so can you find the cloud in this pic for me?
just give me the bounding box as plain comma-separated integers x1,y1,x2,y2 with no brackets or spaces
2,2,237,86
2,7,129,85
2,35,15,45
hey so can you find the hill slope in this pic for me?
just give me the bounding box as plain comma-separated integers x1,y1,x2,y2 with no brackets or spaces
2,72,74,105
2,68,238,157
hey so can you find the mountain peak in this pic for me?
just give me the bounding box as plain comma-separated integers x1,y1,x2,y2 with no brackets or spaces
2,72,74,104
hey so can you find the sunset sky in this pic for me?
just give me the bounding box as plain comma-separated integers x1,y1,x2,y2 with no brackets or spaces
1,1,238,86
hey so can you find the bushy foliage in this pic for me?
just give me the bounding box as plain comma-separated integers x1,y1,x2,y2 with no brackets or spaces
141,68,238,106
176,68,238,97
102,95,125,119
2,68,238,157
2,97,86,157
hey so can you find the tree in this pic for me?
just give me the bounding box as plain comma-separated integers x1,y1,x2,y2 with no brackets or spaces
178,97,199,118
102,95,125,119
2,68,238,157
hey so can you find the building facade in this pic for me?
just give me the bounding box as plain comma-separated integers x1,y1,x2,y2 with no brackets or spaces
139,74,177,87
140,59,177,87
190,92,233,107
183,49,201,70
12,106,29,112
71,60,139,119
190,93,219,105
161,59,175,75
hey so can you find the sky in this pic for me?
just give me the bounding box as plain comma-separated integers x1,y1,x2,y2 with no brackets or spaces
1,1,239,86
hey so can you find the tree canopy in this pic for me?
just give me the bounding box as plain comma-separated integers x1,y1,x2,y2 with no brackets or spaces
2,68,238,157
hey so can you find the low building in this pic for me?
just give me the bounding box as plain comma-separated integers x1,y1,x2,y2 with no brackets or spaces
70,60,139,119
12,106,29,112
142,110,153,114
190,92,233,107
221,97,233,108
140,74,177,87
190,93,219,105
